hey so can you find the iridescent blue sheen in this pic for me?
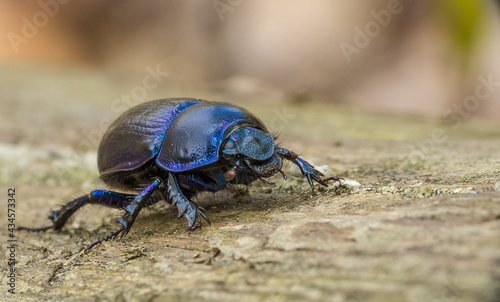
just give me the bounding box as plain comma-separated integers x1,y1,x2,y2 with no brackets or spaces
91,190,128,197
157,101,268,172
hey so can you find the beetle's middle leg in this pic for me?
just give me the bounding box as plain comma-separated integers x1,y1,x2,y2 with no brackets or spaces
85,179,162,252
275,145,343,191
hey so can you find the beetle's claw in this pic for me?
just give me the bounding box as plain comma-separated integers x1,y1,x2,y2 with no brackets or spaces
116,216,134,238
187,217,203,232
287,156,343,192
318,176,344,187
305,174,315,191
302,167,327,191
306,174,344,192
120,228,130,239
185,205,210,230
197,207,211,225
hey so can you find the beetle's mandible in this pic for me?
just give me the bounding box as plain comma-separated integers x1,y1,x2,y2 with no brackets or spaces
20,98,342,252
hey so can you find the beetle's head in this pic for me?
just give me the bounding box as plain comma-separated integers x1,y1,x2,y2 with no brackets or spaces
222,126,283,181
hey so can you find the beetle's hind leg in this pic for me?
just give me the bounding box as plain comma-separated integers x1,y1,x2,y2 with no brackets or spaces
18,190,135,232
85,179,162,253
275,145,343,191
165,173,210,230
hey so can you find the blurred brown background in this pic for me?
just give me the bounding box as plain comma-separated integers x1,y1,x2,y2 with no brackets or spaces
1,0,499,119
2,2,500,301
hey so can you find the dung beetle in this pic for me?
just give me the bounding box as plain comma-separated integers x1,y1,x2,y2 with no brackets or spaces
20,98,342,252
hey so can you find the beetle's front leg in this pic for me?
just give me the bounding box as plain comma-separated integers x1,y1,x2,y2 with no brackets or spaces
166,173,210,230
275,145,343,191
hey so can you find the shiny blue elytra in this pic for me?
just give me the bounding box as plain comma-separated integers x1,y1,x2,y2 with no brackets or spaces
157,101,268,172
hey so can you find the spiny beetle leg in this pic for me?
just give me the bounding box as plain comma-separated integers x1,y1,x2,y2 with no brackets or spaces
275,145,343,191
85,179,161,253
167,173,210,230
50,194,92,231
117,179,161,237
18,190,134,232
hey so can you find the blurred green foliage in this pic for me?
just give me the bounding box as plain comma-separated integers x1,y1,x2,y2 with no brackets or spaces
433,0,487,62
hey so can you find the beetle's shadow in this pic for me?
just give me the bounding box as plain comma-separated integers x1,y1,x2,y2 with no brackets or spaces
137,181,305,230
